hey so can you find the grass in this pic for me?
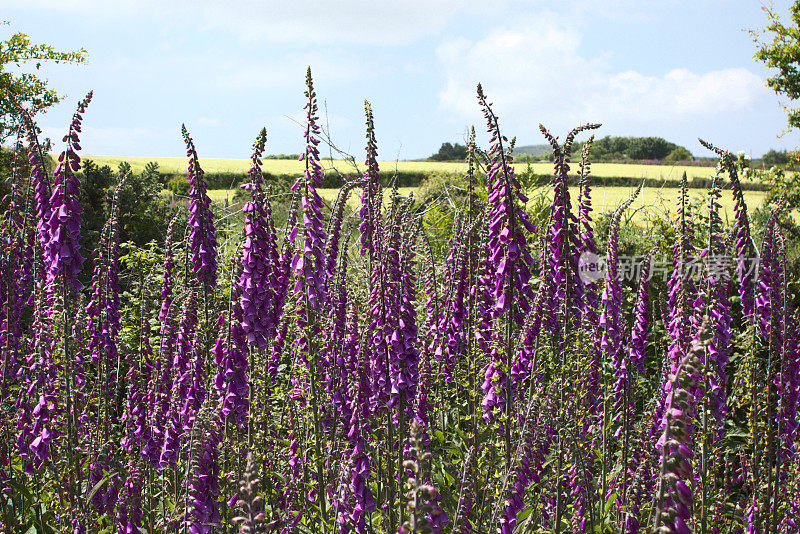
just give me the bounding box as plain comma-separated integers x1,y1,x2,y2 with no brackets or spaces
85,154,720,180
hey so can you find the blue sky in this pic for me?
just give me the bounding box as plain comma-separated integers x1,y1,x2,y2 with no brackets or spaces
3,0,798,160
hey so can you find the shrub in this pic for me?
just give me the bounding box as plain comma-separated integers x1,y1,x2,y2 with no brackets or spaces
166,173,189,195
664,146,694,163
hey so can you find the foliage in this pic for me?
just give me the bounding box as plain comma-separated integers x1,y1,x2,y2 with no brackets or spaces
77,159,171,267
571,135,686,162
663,146,694,163
265,153,301,159
428,142,468,161
79,159,116,256
2,76,800,534
761,148,793,168
736,149,800,211
752,1,800,133
166,173,190,195
113,161,168,245
0,26,87,143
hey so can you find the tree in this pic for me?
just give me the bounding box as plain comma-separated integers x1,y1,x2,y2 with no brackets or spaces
761,148,792,167
664,146,693,164
751,3,800,210
752,2,800,133
572,135,685,162
429,142,468,161
628,137,677,160
0,25,87,143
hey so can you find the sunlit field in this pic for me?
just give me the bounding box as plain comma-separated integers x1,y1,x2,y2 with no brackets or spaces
86,154,720,181
202,185,768,221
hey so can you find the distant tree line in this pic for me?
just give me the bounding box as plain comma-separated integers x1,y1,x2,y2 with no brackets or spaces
571,136,692,162
429,136,699,163
760,148,796,169
428,142,468,161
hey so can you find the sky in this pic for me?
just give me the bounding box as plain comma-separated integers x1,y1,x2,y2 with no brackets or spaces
2,0,799,160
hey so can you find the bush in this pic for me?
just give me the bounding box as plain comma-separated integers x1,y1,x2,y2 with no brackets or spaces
166,174,190,195
761,148,792,168
428,142,468,161
664,146,693,163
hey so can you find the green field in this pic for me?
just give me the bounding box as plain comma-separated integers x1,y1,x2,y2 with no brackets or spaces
85,154,719,180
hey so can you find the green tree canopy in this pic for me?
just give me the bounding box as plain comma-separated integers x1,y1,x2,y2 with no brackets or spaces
752,2,800,132
0,26,87,143
761,148,792,167
429,142,468,161
571,135,684,162
663,146,694,163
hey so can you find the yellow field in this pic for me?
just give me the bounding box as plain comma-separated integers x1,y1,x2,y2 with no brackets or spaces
205,187,418,207
84,155,718,181
552,186,766,222
205,185,767,223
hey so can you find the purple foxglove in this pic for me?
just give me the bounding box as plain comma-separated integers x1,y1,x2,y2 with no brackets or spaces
182,125,218,288
358,101,382,265
238,128,281,349
45,92,92,296
290,69,329,309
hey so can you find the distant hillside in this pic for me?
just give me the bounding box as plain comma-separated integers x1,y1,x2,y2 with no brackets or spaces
510,144,552,158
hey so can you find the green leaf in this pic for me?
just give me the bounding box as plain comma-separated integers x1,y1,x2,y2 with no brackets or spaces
516,504,533,523
604,492,618,516
86,472,116,505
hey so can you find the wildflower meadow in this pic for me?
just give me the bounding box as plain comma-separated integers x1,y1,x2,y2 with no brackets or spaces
1,69,798,534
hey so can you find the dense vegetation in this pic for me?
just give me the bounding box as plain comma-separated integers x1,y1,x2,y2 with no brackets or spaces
440,137,693,165
429,143,469,162
570,136,690,163
1,70,799,534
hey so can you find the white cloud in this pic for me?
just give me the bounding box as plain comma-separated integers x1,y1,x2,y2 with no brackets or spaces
210,53,365,91
594,68,764,119
437,16,768,138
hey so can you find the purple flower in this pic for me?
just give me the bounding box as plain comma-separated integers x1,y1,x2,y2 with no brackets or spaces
214,289,250,429
290,69,329,309
779,311,800,463
159,215,177,324
358,101,382,264
655,322,709,533
501,412,553,533
45,92,92,295
159,293,198,467
436,220,468,382
85,176,124,410
187,406,222,533
389,229,420,410
116,464,143,534
628,253,654,375
0,139,32,390
182,125,218,288
343,309,376,533
700,141,756,318
601,188,640,433
238,128,281,349
655,175,699,442
477,85,538,421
